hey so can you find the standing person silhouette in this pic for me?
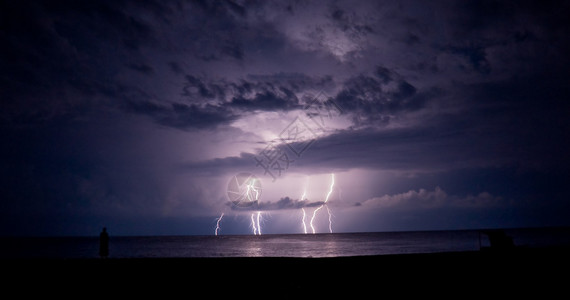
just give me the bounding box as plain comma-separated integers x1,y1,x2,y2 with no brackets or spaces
99,227,109,258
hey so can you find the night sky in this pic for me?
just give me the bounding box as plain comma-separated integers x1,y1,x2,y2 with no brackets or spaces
1,0,570,236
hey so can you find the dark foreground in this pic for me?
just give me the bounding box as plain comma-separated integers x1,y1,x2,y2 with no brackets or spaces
3,247,569,296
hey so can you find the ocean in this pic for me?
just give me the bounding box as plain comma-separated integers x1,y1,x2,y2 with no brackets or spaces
1,227,569,259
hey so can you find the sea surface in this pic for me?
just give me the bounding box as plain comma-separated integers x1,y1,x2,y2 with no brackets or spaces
1,227,569,259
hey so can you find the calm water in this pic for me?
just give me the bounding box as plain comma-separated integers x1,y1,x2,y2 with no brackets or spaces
1,228,569,259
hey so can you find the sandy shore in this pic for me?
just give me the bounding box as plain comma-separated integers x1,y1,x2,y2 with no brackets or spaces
3,247,568,296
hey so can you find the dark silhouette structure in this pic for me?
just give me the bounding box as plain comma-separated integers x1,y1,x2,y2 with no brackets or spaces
99,227,109,258
479,229,515,251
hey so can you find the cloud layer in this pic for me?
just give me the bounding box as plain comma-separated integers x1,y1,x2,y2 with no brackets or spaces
360,187,504,209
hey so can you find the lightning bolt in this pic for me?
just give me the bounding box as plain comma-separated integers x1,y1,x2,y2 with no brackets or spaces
242,177,262,235
301,208,308,234
324,174,335,233
309,173,335,234
300,182,308,234
214,212,224,236
245,178,260,203
309,205,322,234
325,173,335,204
251,213,257,234
251,211,262,235
326,205,333,233
257,211,262,235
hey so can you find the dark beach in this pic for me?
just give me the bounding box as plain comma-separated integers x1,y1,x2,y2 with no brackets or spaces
4,247,568,296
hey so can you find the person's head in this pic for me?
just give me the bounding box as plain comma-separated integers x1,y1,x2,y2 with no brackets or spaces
102,227,107,232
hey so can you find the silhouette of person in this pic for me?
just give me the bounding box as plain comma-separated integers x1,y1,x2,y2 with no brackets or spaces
99,227,109,258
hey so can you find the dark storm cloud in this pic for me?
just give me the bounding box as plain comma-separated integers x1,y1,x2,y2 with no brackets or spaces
187,124,491,175
329,7,374,36
433,0,570,76
358,186,504,209
179,152,258,176
230,89,299,111
181,73,334,103
1,0,339,130
305,80,570,173
227,197,326,212
178,0,250,62
180,73,335,113
333,66,429,126
122,100,238,130
0,0,254,127
446,46,491,74
0,0,168,124
443,0,570,41
184,67,570,174
168,61,183,75
182,75,227,100
126,63,155,75
0,0,308,131
114,71,336,130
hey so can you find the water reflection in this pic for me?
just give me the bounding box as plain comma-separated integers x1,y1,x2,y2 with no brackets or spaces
242,236,264,257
